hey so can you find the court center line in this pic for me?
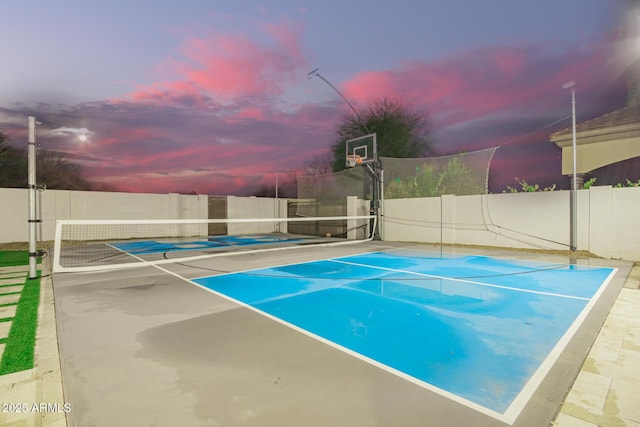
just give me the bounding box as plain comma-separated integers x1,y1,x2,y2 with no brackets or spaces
190,248,386,281
329,259,591,301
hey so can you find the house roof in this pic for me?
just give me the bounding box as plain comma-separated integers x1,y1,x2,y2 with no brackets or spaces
551,104,640,138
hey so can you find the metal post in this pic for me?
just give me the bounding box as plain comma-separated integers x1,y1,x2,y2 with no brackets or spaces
275,173,279,232
27,116,38,279
570,86,578,251
562,81,578,251
378,167,384,240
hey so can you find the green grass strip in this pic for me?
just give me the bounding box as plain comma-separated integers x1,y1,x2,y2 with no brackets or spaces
0,250,41,267
0,274,40,374
0,251,28,267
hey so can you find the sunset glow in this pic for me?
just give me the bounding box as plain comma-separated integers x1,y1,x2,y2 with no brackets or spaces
0,2,626,195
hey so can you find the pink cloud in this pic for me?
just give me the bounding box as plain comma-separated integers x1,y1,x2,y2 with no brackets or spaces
233,107,265,120
341,41,613,133
97,128,161,146
129,81,212,108
128,20,307,104
15,32,621,196
490,48,527,75
91,163,270,195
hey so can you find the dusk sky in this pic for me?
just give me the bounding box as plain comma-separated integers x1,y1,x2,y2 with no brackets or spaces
0,1,632,195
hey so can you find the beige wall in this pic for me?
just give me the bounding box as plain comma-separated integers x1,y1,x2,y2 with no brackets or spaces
4,187,638,260
383,187,640,261
224,196,369,238
559,137,640,175
0,188,208,243
550,124,640,175
225,195,288,235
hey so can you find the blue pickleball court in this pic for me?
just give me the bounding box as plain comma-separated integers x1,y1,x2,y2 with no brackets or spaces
193,249,615,421
111,234,304,255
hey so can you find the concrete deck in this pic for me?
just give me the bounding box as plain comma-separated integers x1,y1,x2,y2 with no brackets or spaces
0,245,638,426
0,258,67,427
553,265,640,427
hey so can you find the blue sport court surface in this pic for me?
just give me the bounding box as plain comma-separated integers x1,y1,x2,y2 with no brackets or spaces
111,235,303,255
192,249,615,422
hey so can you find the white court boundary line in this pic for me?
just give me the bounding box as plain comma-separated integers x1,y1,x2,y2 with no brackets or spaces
325,257,617,423
188,254,617,424
380,245,614,270
153,260,513,423
189,248,390,281
503,267,617,422
329,259,591,301
63,243,619,425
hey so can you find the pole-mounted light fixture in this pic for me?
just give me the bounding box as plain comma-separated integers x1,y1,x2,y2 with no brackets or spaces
562,81,577,251
307,68,371,134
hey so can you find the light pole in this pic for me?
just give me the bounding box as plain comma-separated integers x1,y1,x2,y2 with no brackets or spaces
306,68,371,134
562,81,578,251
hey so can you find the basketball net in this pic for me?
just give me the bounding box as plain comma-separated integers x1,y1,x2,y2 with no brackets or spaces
347,154,363,168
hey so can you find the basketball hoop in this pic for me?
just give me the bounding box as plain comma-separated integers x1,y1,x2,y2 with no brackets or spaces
345,134,375,168
347,154,363,168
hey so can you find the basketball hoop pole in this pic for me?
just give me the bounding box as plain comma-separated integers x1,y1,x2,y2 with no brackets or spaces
363,163,382,240
308,68,383,240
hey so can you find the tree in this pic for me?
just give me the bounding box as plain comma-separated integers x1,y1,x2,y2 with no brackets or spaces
330,97,432,171
36,149,95,190
0,132,27,188
252,170,298,198
385,157,475,198
0,130,96,190
253,184,278,198
304,152,333,176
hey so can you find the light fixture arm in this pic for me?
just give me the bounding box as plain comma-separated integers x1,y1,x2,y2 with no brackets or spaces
307,68,371,134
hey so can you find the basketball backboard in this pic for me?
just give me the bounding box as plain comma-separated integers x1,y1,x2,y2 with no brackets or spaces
345,133,377,168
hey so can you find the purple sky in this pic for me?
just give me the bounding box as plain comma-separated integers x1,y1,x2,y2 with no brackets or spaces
0,1,632,195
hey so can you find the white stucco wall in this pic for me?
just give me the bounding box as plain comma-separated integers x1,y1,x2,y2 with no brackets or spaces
0,189,208,243
225,195,288,235
383,187,640,261
3,187,638,260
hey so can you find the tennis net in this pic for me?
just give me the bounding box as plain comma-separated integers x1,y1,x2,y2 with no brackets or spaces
52,215,375,273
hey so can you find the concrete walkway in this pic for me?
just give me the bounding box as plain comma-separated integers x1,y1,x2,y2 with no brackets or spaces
553,265,640,427
0,258,67,427
0,256,638,426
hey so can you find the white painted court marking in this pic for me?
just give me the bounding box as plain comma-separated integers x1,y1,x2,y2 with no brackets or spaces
144,260,514,424
65,245,618,425
329,259,591,301
190,248,385,281
326,256,617,424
